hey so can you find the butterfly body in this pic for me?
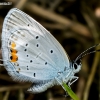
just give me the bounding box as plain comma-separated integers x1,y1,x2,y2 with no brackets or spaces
1,8,81,93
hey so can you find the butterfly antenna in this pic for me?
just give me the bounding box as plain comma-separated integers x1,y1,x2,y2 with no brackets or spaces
76,49,100,62
74,43,100,62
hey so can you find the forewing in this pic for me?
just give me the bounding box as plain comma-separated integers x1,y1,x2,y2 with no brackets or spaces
2,8,70,83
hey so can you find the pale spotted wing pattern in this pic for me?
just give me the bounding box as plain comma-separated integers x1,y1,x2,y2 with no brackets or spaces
2,8,71,93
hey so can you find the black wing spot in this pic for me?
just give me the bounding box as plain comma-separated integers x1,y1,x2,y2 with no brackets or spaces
10,49,12,52
24,49,27,51
27,66,28,68
10,56,12,60
9,42,11,45
50,50,53,53
64,66,67,71
27,66,29,70
16,57,18,61
28,24,29,26
16,71,19,73
25,43,28,46
10,49,18,53
45,62,47,65
36,44,39,47
27,55,28,57
14,63,19,66
30,60,33,63
18,31,20,34
36,36,39,39
19,68,20,70
33,73,36,77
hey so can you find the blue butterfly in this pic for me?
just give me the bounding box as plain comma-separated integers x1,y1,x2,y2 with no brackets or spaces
1,8,100,93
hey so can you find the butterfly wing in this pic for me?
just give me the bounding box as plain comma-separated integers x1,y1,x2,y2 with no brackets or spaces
2,8,70,93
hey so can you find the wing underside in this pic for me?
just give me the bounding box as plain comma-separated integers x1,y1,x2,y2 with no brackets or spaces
2,8,70,92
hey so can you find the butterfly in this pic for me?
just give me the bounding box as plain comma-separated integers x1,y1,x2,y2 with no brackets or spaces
1,8,100,93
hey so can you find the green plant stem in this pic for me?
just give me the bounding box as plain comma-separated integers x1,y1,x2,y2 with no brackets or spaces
62,82,80,100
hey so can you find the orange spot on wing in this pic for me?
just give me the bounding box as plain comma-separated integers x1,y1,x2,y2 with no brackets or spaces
10,42,18,62
11,42,16,48
10,53,18,62
11,49,17,53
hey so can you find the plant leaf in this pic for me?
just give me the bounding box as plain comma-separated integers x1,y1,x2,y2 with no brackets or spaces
62,82,80,100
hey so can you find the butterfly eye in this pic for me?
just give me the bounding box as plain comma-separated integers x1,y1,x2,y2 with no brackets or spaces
73,62,81,73
74,63,77,69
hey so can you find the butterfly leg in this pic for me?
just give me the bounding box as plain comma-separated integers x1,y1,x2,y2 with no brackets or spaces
55,76,69,97
68,76,78,87
55,76,63,85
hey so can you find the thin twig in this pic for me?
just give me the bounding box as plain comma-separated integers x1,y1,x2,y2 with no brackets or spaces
41,22,66,29
83,52,100,100
49,0,62,11
0,84,30,92
3,91,10,100
15,0,27,9
24,2,91,38
18,89,24,100
82,10,100,100
0,74,13,82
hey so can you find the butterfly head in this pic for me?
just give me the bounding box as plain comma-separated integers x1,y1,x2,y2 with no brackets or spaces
72,60,82,73
64,43,100,86
64,60,81,85
56,60,82,86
